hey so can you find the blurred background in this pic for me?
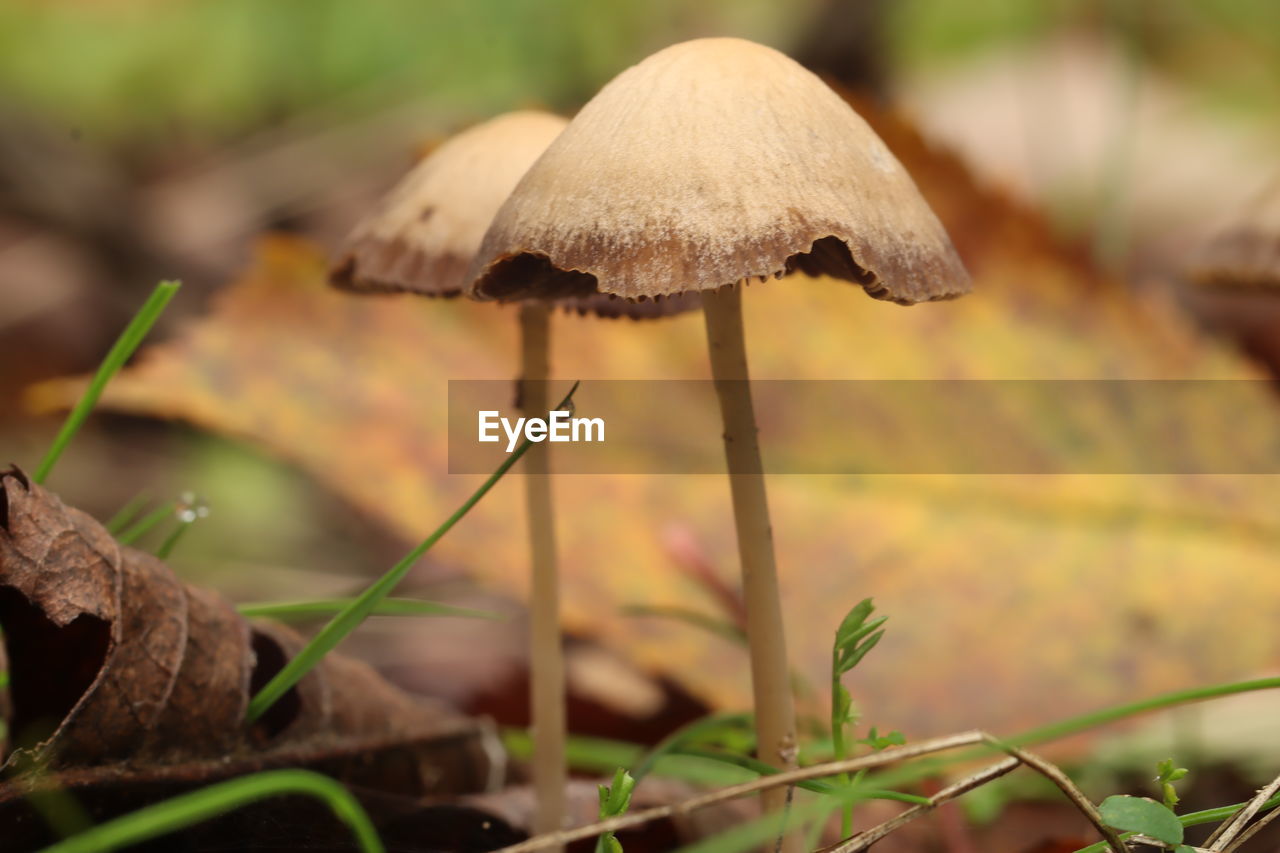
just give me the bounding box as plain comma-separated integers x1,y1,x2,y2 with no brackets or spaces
3,0,1279,337
3,3,1280,840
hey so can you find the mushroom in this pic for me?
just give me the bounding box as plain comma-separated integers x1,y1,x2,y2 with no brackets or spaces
332,111,568,298
330,110,692,839
466,37,970,829
1192,177,1280,291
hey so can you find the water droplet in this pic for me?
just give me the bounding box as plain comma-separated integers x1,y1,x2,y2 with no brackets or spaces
176,492,210,523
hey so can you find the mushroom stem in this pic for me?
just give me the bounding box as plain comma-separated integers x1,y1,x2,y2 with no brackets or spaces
519,301,567,841
702,283,799,842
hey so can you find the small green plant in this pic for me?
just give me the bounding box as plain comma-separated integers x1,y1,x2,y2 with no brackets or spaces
596,767,637,853
237,598,501,621
115,500,178,546
622,604,746,645
1156,758,1189,810
857,726,905,752
1074,793,1280,853
1078,760,1191,853
1098,794,1187,849
830,598,888,837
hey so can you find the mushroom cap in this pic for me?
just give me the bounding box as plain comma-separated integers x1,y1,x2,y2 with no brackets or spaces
1193,178,1280,291
331,110,568,298
467,37,970,305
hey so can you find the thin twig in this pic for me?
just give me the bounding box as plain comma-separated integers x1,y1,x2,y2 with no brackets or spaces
497,730,1132,853
992,741,1129,853
1221,801,1280,852
494,731,988,853
1207,770,1280,851
1129,838,1208,852
829,737,1128,853
821,759,1020,853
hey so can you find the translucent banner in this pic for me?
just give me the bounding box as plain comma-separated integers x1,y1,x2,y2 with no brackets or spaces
447,380,1280,475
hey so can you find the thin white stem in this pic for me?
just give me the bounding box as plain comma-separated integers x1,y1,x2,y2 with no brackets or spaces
519,302,566,844
702,282,800,852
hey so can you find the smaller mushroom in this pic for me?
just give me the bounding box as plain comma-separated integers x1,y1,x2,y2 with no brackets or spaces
330,110,693,840
332,110,691,317
1188,177,1280,372
332,111,569,297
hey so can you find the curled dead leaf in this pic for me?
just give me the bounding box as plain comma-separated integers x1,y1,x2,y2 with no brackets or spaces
0,467,498,796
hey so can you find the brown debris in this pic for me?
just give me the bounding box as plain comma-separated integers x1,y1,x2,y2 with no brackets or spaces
0,634,8,756
0,466,498,798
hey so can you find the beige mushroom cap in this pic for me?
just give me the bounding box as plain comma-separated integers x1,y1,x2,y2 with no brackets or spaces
467,38,970,305
331,110,568,297
1193,178,1280,291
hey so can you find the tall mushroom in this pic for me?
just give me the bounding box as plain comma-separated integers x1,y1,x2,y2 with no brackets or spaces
467,38,970,832
330,110,690,840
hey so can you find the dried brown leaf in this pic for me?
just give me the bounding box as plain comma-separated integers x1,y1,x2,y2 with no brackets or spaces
0,467,497,796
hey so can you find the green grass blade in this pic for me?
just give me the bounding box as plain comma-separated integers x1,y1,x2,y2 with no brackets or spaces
504,731,756,788
673,804,810,853
20,779,94,840
116,501,176,546
622,604,746,645
36,769,382,853
246,382,580,723
673,780,917,853
33,280,180,485
673,748,928,804
237,598,502,621
848,676,1280,814
674,748,836,796
104,492,151,534
1008,676,1280,747
631,711,752,783
154,520,192,560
